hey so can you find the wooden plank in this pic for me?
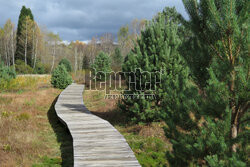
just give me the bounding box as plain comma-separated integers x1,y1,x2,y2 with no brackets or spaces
55,83,140,167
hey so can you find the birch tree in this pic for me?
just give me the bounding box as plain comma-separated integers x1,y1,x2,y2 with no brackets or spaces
19,16,33,66
74,44,77,74
47,32,60,73
1,19,16,67
32,22,42,68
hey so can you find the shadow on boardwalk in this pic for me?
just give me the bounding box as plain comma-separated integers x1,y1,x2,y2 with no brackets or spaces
47,96,73,167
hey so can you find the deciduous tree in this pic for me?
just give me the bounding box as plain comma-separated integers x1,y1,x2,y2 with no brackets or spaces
47,32,60,73
18,16,34,66
1,19,16,67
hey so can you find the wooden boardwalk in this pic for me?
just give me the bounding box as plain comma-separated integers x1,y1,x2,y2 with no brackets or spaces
55,83,140,167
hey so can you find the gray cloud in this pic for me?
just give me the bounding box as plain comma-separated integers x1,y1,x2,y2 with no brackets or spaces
0,0,187,41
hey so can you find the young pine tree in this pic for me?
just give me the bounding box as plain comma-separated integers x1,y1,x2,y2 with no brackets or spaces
112,47,123,71
59,58,72,72
82,55,90,69
0,59,16,81
91,52,111,81
165,0,249,166
51,64,72,89
120,11,184,123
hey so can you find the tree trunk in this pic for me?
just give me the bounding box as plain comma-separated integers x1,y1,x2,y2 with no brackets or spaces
33,38,38,68
230,70,237,152
231,124,238,152
11,30,15,68
4,41,8,66
79,52,83,70
7,42,10,66
32,28,35,63
24,21,28,66
50,42,56,73
74,46,77,74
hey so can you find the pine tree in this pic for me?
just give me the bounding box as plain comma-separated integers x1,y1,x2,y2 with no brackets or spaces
112,47,123,71
15,6,34,65
91,52,111,81
180,36,211,88
82,55,90,69
120,10,183,123
164,6,211,88
59,58,72,72
51,64,72,89
165,0,249,166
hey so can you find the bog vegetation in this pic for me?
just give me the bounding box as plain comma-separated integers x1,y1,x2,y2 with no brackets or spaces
0,0,249,166
0,76,73,166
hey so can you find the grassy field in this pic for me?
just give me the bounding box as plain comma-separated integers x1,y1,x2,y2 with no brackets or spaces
83,90,172,167
0,76,73,167
0,74,171,166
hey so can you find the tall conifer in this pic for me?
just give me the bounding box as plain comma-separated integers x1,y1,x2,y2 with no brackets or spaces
120,9,185,122
15,6,34,65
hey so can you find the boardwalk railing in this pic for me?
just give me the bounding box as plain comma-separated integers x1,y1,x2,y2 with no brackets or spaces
55,83,141,167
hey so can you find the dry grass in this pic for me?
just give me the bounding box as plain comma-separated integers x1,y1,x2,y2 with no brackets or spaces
0,76,72,167
0,75,51,93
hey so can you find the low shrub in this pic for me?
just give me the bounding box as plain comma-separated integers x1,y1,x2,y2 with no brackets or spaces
59,58,72,72
0,76,50,92
3,144,12,152
1,111,12,118
51,64,72,89
15,60,34,74
0,60,16,92
0,61,16,81
16,112,30,121
34,62,50,74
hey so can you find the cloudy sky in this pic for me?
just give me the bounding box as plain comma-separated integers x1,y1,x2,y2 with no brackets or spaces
0,0,187,41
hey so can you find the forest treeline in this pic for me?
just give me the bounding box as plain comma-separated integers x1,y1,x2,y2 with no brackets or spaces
0,6,146,74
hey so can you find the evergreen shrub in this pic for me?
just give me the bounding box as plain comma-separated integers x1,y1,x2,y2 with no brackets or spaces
15,60,34,74
51,64,72,89
59,58,72,72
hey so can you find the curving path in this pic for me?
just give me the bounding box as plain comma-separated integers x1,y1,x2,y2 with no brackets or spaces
55,83,140,167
